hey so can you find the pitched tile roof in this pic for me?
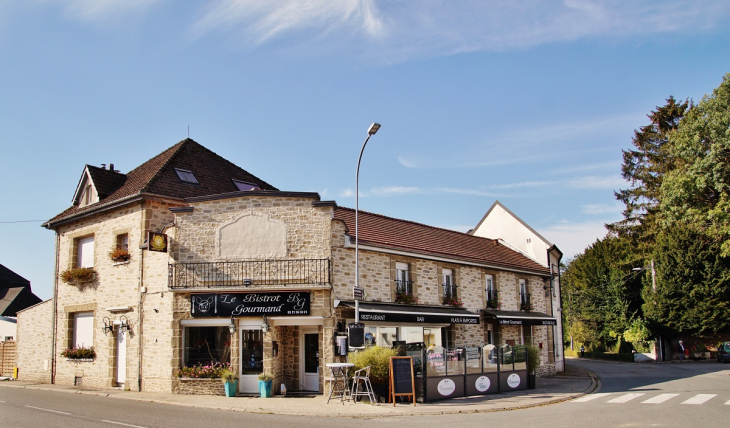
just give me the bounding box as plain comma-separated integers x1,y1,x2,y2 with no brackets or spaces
0,264,31,291
0,287,42,317
44,139,278,228
333,207,549,274
86,165,127,199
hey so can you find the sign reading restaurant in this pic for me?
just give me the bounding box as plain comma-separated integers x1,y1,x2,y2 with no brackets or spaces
358,312,479,325
191,292,310,317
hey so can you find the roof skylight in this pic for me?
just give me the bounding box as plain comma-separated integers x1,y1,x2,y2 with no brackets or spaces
233,180,260,191
174,168,198,184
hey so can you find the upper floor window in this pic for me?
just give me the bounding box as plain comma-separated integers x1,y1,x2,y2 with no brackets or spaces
116,233,129,251
77,235,94,268
174,168,198,184
485,274,499,309
83,184,93,206
519,279,532,311
394,262,414,303
442,268,458,301
232,180,260,191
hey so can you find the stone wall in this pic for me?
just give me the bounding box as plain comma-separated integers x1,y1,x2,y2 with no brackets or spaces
178,378,225,395
16,300,53,383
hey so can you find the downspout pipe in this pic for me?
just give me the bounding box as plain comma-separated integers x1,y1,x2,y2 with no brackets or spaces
51,231,60,384
137,201,146,392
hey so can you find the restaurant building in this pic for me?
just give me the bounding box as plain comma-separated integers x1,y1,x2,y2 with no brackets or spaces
20,138,558,395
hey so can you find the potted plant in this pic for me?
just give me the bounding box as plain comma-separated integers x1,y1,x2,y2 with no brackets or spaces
520,302,534,312
348,345,399,403
220,368,238,397
443,296,463,307
61,346,96,361
486,298,501,310
60,267,97,285
395,291,418,305
109,248,131,263
526,345,540,389
258,372,273,397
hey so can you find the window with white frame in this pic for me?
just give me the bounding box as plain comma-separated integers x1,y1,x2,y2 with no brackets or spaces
519,279,531,310
395,262,412,297
485,274,498,308
73,312,94,348
442,268,456,300
77,236,95,268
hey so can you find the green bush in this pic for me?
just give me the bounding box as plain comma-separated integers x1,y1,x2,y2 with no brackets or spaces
348,346,399,384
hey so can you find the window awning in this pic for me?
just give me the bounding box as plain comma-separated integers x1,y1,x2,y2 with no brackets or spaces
335,300,480,325
481,309,557,326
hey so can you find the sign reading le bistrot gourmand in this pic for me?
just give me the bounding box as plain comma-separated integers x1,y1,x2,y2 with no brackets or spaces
191,292,310,317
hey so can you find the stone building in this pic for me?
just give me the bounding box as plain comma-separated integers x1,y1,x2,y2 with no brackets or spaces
19,138,558,395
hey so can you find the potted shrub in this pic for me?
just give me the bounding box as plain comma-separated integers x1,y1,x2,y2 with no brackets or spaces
486,298,501,310
520,302,534,312
109,248,131,263
258,372,273,397
526,345,541,389
395,291,418,305
60,267,97,285
220,368,239,397
348,345,399,402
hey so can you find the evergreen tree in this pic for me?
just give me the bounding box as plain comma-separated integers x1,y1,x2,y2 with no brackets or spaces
608,97,690,258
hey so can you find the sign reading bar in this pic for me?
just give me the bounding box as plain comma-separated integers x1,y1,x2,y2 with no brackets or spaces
358,311,479,325
191,292,310,317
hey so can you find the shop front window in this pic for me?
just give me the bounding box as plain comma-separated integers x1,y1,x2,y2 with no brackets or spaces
240,329,263,375
183,326,231,367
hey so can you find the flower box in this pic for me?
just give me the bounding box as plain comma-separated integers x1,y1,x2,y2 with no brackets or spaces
60,267,97,285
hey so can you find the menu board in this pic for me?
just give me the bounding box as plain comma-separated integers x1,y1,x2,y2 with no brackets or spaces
389,356,416,407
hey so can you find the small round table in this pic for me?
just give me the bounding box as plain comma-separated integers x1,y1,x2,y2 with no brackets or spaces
325,363,354,404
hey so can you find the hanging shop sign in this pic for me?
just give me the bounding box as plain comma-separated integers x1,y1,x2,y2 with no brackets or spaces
191,292,310,318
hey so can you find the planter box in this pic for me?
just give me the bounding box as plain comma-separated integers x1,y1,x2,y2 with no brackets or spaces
224,380,238,397
178,378,225,395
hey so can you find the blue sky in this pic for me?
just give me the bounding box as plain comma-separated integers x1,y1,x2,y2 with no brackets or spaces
1,1,729,300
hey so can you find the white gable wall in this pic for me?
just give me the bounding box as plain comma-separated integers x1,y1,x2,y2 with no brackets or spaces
471,203,550,266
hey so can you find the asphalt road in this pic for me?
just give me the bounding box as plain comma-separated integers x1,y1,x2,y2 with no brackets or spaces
1,359,728,427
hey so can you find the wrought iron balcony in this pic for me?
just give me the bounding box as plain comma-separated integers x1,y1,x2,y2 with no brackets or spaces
520,292,532,311
394,279,413,296
168,258,331,290
442,283,458,300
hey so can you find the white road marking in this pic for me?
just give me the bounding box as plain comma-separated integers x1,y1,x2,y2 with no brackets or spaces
607,393,645,403
642,393,679,404
25,405,72,415
572,393,611,402
725,399,730,405
101,420,149,428
681,394,716,405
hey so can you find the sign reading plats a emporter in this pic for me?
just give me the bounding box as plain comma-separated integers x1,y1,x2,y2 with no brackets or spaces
191,292,310,317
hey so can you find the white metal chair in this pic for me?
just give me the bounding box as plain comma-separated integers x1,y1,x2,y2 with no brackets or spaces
350,366,376,404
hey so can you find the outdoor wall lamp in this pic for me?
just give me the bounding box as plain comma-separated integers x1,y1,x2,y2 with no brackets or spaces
119,315,130,333
243,278,252,287
102,317,113,335
261,314,270,335
228,315,236,335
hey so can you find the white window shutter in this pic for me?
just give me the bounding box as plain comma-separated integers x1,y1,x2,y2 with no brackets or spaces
74,312,94,348
78,236,94,267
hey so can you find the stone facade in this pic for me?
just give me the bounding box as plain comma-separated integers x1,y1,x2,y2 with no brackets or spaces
16,300,53,383
178,378,225,395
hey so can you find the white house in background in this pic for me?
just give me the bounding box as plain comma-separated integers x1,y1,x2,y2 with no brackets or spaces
469,200,565,372
0,316,16,342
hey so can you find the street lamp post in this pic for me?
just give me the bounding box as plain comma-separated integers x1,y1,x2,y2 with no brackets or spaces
355,123,381,323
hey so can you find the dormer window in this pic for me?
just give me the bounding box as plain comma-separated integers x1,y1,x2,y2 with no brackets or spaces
83,185,92,206
174,168,198,184
232,180,260,191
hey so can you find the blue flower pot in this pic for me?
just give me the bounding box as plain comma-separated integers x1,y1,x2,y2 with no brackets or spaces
224,380,238,397
259,379,273,397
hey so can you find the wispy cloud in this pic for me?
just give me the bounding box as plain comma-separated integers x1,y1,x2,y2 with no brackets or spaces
538,220,611,259
191,1,729,60
370,186,422,196
567,175,626,190
37,0,163,23
489,181,556,190
397,113,638,170
581,202,622,215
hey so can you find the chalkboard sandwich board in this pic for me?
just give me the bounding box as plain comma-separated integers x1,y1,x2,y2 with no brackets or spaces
388,356,416,406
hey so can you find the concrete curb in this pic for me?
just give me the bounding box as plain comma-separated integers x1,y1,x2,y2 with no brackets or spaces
0,370,599,418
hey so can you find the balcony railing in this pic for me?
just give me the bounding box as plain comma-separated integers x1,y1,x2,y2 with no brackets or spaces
520,292,532,311
395,279,413,296
486,289,500,309
443,283,458,300
168,258,331,290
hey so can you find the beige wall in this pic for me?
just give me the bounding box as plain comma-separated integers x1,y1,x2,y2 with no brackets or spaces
16,300,53,383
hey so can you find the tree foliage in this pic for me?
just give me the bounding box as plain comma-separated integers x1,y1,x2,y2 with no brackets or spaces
660,74,730,256
643,225,730,336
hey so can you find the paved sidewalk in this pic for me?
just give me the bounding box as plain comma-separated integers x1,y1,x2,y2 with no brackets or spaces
0,365,596,417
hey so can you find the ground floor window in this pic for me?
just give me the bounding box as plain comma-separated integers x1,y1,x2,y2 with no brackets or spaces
183,326,231,366
240,329,263,375
363,325,444,349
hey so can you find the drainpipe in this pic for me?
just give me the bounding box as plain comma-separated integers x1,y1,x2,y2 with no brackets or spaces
51,231,60,384
137,201,146,392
